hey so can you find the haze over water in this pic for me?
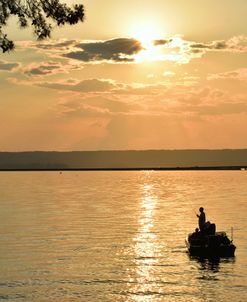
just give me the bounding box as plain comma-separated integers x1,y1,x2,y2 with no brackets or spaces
0,171,246,301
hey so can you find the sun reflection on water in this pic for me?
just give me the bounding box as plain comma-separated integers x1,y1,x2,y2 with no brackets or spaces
131,178,162,301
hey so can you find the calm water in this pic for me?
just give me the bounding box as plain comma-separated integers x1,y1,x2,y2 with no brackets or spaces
0,171,246,302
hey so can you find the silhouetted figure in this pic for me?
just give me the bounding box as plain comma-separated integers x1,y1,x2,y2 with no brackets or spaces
191,228,200,240
197,207,206,231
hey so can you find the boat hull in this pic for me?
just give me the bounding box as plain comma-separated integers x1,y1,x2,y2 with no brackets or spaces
186,239,236,257
186,230,236,258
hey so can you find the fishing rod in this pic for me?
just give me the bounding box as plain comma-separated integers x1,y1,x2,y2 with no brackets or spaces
231,227,234,242
187,196,197,216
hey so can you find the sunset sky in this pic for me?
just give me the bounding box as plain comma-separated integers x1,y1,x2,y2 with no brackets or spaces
1,0,247,151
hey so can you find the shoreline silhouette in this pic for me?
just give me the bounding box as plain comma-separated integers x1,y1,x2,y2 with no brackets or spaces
1,149,247,171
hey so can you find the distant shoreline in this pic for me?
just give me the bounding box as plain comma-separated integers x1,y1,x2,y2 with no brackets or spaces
0,166,247,172
1,150,247,171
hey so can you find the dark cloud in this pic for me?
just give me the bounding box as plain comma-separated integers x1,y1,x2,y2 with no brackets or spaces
190,40,227,51
190,43,210,49
190,48,205,54
63,51,92,62
24,62,66,76
64,38,143,62
153,39,173,46
212,41,227,49
39,78,116,92
0,61,19,71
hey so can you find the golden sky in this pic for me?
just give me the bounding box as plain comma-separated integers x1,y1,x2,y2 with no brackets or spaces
0,0,247,151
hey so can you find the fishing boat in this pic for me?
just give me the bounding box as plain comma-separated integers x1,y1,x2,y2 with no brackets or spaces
186,226,236,257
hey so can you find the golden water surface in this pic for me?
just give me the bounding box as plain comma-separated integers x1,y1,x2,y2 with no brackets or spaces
0,171,246,301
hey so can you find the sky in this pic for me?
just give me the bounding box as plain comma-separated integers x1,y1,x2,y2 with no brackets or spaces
0,0,247,151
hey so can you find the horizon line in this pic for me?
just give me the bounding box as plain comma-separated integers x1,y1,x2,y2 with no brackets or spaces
1,148,247,153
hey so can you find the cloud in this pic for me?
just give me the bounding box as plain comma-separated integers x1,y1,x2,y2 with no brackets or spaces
190,41,227,50
37,77,247,121
175,100,247,116
190,43,210,49
36,40,76,50
39,78,117,92
207,68,247,81
0,60,19,71
189,36,247,52
60,104,111,118
153,39,173,46
8,73,163,96
27,40,77,55
33,76,167,96
152,35,247,64
163,71,176,77
57,95,145,118
113,83,168,95
23,61,74,77
19,36,247,66
64,38,143,63
158,85,247,116
197,102,247,116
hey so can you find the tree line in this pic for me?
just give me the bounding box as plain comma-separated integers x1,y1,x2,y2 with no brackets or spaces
0,0,85,52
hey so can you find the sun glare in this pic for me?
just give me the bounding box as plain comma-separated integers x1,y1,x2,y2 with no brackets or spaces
131,27,188,64
131,22,162,45
130,22,166,62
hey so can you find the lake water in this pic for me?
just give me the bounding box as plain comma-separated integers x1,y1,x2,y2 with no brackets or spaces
0,171,246,301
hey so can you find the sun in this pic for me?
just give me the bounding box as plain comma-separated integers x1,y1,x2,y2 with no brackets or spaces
128,22,186,63
129,22,165,62
131,21,163,46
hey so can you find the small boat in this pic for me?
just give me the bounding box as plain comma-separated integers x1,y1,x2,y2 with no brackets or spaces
186,228,236,258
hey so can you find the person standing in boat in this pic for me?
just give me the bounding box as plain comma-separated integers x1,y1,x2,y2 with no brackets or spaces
197,207,206,231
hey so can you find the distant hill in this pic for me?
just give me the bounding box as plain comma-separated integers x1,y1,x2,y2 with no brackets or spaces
0,150,247,170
